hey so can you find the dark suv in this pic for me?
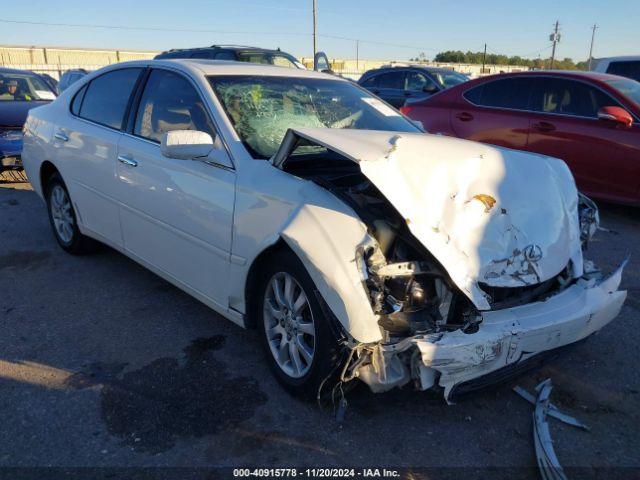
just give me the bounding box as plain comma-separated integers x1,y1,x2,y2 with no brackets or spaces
155,45,305,69
358,65,469,108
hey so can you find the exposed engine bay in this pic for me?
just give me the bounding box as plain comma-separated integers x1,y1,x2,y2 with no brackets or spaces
276,129,624,400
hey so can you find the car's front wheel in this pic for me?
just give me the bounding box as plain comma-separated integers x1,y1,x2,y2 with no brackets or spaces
45,172,95,254
256,250,345,398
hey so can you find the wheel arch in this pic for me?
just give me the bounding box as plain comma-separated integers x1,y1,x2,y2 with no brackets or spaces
39,160,60,194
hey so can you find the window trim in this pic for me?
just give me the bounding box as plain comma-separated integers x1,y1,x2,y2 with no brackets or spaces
69,67,145,132
461,74,640,123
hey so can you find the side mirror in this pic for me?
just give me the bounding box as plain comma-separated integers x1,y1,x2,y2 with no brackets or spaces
597,106,633,128
423,84,439,94
161,130,214,160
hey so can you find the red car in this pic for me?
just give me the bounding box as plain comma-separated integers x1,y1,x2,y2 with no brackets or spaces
401,71,640,205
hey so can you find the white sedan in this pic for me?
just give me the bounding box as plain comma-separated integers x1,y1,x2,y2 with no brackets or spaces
22,59,627,401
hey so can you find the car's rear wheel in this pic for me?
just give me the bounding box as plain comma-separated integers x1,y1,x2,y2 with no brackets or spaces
45,172,95,254
256,250,345,398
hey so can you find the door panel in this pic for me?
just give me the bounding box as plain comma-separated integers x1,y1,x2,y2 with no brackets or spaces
115,68,235,306
527,114,640,201
526,77,640,201
372,71,407,108
116,135,235,305
54,67,143,245
450,77,532,149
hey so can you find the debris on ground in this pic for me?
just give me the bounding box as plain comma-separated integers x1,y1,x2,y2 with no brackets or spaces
514,379,591,480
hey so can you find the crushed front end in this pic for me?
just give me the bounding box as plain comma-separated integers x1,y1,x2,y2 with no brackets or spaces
347,196,626,401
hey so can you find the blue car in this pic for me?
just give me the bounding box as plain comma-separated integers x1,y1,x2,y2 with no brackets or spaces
358,65,469,109
1,68,57,172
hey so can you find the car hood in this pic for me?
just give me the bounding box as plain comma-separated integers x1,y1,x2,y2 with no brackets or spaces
0,101,50,128
273,128,583,310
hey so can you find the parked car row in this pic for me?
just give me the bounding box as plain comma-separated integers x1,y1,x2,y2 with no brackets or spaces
401,70,640,205
20,56,627,401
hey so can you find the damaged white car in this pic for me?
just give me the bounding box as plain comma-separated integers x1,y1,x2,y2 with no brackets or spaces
22,60,627,401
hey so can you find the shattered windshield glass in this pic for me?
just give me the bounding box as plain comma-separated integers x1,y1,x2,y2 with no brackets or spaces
209,75,420,159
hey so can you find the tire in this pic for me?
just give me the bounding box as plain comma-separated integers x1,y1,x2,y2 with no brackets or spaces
256,249,345,398
45,172,96,254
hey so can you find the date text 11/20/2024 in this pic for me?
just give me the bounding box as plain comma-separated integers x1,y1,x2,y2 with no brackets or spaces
233,468,401,477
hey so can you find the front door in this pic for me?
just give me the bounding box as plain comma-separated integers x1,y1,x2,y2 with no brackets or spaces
526,77,640,201
115,68,236,307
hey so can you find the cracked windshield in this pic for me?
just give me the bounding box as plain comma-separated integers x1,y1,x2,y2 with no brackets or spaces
209,75,419,158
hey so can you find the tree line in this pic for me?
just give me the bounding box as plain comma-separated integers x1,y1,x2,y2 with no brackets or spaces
410,50,589,70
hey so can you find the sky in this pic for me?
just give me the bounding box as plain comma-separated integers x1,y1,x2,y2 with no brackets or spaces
2,0,638,61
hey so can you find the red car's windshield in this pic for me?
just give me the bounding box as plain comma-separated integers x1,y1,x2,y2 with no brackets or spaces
606,77,640,107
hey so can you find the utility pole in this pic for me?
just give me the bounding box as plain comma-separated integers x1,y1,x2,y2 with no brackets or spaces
549,20,561,69
588,24,598,69
482,43,487,74
312,0,317,57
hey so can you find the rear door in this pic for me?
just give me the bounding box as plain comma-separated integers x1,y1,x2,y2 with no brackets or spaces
450,76,532,149
369,71,407,109
115,68,236,307
55,67,143,246
526,77,640,201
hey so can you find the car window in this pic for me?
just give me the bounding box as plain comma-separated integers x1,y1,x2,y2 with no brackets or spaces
134,69,216,143
360,75,378,88
605,78,640,106
78,68,142,129
530,78,615,118
606,61,640,82
0,71,56,101
405,72,436,91
376,72,405,90
209,75,420,159
70,84,87,115
214,51,237,61
236,52,298,69
431,71,469,89
190,51,215,59
464,78,532,110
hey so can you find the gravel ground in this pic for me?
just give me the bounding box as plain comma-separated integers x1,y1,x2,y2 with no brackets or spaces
0,177,638,479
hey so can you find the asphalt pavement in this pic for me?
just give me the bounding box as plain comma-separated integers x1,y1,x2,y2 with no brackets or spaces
0,176,638,479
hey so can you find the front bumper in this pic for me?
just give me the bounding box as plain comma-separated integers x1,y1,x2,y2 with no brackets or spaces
360,261,627,401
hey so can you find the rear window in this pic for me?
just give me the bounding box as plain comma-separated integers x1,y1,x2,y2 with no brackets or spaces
464,77,532,110
78,68,142,129
606,61,640,82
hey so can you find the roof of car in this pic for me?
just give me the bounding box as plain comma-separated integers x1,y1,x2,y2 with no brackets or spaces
477,69,625,83
97,58,343,81
363,65,465,75
0,67,40,75
160,45,289,55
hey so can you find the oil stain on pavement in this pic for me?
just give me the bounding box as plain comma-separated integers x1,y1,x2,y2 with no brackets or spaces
68,335,268,453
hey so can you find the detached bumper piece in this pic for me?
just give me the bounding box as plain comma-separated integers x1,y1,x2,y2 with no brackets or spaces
358,261,627,401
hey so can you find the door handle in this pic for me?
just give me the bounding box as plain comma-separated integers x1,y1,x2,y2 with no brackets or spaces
117,155,138,167
455,112,474,121
532,121,556,132
54,131,69,142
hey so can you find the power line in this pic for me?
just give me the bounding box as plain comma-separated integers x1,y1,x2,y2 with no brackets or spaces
0,18,435,53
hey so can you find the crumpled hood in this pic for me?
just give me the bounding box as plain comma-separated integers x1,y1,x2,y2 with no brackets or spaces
273,128,583,310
